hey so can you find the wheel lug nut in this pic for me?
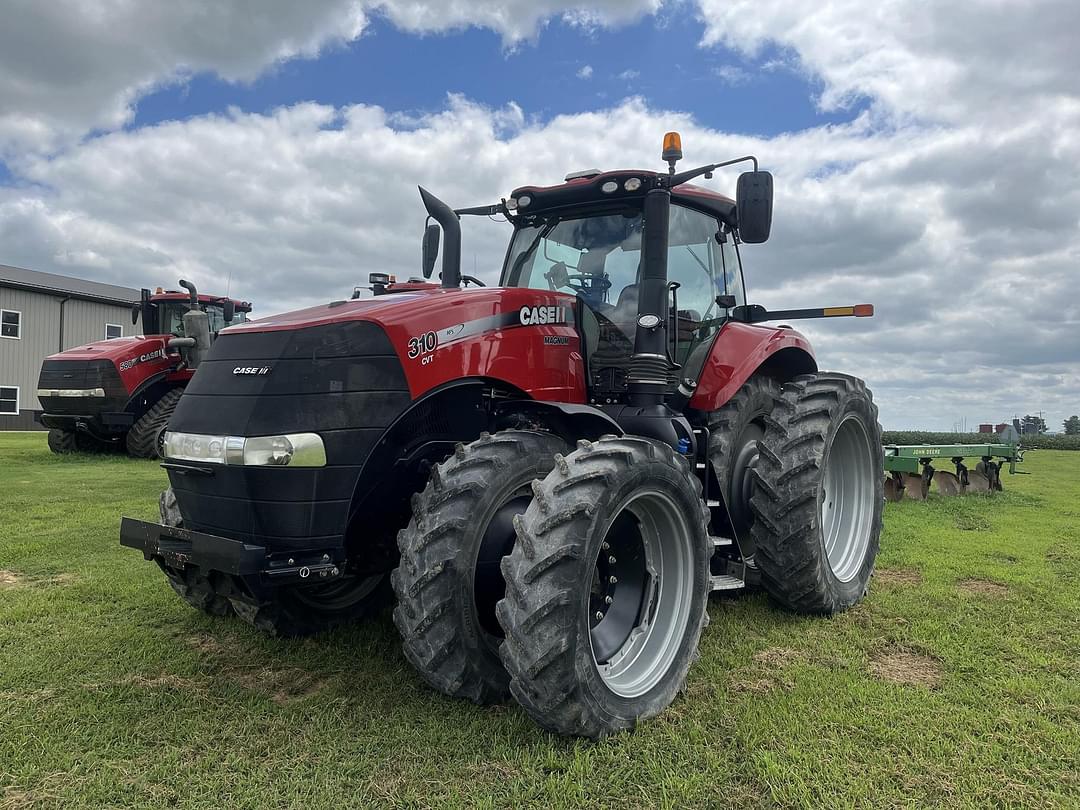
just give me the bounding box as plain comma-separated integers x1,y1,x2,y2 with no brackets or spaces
608,556,617,564
595,611,604,621
605,596,613,604
602,542,610,550
609,576,618,585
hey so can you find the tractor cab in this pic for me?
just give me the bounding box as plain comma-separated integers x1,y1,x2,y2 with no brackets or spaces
132,288,251,337
499,172,747,400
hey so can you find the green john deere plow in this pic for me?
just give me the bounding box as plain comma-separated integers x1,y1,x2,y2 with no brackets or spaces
883,443,1026,502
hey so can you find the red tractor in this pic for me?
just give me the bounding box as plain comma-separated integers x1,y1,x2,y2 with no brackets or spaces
121,133,883,737
38,282,252,457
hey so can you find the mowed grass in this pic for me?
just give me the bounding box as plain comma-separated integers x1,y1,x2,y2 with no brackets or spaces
1,433,1078,809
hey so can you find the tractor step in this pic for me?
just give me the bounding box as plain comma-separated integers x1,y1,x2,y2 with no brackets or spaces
710,535,733,548
710,574,744,591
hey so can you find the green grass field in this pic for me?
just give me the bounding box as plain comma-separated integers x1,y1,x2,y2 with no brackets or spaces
1,433,1077,808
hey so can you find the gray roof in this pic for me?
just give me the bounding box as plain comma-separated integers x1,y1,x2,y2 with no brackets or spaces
0,263,139,305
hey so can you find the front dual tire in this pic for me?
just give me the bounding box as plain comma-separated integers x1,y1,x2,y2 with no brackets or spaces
394,432,711,737
497,437,712,737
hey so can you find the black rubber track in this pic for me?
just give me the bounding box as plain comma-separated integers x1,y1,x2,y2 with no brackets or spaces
749,372,884,614
47,428,78,454
158,487,234,618
706,374,780,556
392,430,568,704
126,387,184,458
497,436,712,738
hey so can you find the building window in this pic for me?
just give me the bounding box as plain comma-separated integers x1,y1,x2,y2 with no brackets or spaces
1,309,20,339
105,323,122,340
0,386,17,415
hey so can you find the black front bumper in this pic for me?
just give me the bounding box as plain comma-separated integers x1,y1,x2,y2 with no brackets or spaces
119,517,344,597
39,411,134,434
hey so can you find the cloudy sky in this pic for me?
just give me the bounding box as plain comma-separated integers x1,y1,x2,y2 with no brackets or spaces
1,0,1077,430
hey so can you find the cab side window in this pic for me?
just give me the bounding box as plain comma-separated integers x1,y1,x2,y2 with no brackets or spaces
666,205,741,364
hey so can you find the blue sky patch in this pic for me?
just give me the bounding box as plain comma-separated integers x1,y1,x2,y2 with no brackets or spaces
131,10,866,137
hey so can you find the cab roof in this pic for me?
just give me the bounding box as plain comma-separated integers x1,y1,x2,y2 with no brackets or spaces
510,169,737,226
151,291,253,311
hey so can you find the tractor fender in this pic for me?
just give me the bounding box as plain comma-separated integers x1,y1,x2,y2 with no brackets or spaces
688,321,817,412
494,400,623,443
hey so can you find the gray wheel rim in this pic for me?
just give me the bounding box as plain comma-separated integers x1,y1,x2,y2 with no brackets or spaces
589,490,694,698
820,414,875,582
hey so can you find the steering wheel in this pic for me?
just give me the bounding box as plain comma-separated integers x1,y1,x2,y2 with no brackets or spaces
546,262,611,297
461,275,486,287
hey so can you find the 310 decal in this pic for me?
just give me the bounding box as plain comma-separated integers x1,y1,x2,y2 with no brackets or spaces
407,330,438,360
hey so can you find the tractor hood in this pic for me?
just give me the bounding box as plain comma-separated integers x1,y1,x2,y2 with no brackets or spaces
45,334,169,364
222,288,459,334
40,335,176,403
197,285,585,402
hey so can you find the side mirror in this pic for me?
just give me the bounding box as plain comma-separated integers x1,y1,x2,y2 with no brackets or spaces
736,170,773,244
715,294,737,309
221,299,235,324
131,303,141,325
421,223,441,279
730,303,768,323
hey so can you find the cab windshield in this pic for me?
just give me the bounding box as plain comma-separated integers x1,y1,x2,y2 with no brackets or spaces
158,303,246,337
502,205,744,365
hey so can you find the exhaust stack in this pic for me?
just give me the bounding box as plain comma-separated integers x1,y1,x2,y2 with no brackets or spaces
418,187,462,289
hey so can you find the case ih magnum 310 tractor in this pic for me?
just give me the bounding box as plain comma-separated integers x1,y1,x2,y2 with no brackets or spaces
38,283,251,457
121,134,883,737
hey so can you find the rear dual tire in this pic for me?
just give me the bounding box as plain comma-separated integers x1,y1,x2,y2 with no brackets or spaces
750,373,883,613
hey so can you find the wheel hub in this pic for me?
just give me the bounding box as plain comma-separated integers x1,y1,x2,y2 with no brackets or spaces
473,492,532,639
588,490,694,699
728,422,764,538
820,414,875,582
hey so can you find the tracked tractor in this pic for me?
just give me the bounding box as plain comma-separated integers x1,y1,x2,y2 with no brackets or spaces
120,133,883,737
37,282,251,457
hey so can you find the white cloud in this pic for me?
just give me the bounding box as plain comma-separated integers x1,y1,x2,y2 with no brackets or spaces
3,89,1078,429
0,0,1077,430
712,64,751,85
695,0,1080,124
618,69,641,80
0,1,662,156
577,65,595,79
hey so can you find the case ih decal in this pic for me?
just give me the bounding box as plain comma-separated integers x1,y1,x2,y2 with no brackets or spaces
118,347,166,372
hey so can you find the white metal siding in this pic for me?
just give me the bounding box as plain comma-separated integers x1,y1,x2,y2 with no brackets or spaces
0,284,135,420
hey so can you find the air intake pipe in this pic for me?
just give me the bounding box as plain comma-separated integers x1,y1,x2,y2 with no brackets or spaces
418,186,461,288
173,279,211,369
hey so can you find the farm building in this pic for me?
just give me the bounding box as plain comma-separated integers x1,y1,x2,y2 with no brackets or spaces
0,264,138,430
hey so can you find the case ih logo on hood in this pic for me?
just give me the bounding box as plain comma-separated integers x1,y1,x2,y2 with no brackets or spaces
233,366,271,376
519,305,568,326
118,348,165,372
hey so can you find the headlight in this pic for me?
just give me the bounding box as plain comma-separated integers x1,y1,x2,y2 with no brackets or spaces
623,177,642,191
163,431,326,467
36,388,106,398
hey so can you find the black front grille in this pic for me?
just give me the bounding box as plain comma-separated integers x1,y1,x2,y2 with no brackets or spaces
168,320,412,551
37,359,128,414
